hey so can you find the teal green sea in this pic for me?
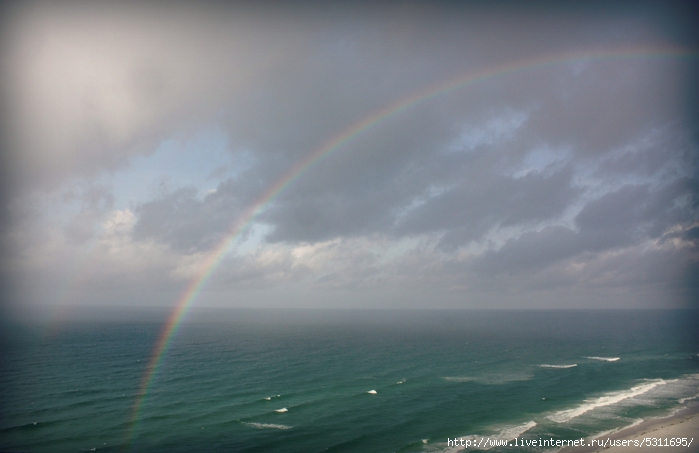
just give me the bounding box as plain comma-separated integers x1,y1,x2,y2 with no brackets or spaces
1,310,698,453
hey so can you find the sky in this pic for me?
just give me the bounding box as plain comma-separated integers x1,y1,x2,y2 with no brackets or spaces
1,1,698,320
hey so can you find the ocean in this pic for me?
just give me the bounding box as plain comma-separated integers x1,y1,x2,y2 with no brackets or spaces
1,309,698,453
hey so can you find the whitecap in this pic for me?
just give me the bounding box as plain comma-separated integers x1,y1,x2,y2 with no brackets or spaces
244,422,291,430
367,390,377,394
275,407,288,413
585,356,620,362
547,379,665,423
539,364,577,368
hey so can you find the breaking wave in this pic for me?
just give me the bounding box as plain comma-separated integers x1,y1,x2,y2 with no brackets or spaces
585,356,620,362
441,421,537,452
547,379,666,423
243,422,292,430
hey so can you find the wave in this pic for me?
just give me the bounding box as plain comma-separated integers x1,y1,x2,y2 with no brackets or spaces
275,407,288,413
662,374,699,404
440,421,537,452
243,422,292,430
497,420,537,439
678,392,699,404
0,420,47,432
585,356,620,362
367,390,377,394
539,364,577,368
547,379,666,423
264,394,281,401
639,373,699,405
592,418,644,439
443,374,532,385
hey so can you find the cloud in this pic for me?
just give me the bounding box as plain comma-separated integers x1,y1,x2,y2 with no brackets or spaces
576,179,698,246
472,177,699,277
1,1,296,191
402,166,581,250
62,184,115,244
1,1,698,312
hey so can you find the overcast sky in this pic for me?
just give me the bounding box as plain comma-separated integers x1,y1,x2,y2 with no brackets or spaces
1,1,698,319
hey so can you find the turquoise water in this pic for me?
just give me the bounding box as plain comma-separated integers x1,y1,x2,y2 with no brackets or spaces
1,310,698,453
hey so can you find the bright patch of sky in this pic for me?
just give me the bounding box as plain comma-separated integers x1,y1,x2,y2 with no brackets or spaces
229,223,275,256
105,126,250,209
448,109,529,154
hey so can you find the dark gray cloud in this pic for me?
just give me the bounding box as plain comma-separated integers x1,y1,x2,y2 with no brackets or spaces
576,178,698,245
63,185,115,244
473,177,699,276
132,168,273,252
399,166,580,250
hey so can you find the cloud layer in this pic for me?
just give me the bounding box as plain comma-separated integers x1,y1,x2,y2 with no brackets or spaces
1,1,697,316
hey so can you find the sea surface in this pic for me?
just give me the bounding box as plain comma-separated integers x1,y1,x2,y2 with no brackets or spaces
1,309,698,453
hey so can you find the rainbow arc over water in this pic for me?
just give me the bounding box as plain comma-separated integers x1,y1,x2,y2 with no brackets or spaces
125,46,696,443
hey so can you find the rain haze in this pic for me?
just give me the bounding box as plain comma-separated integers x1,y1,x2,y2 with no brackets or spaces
1,0,698,322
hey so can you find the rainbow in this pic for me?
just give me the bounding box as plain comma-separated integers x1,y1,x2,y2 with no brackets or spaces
125,46,695,443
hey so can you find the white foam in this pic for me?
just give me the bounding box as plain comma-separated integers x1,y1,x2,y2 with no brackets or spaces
539,364,577,368
264,397,271,400
275,407,288,413
397,379,406,384
442,421,536,453
586,356,620,362
497,420,537,439
548,379,666,423
367,390,377,394
678,392,699,404
593,418,644,439
244,422,291,430
444,376,477,382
